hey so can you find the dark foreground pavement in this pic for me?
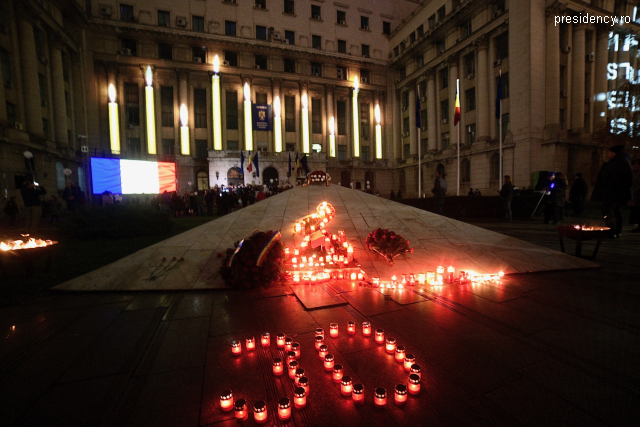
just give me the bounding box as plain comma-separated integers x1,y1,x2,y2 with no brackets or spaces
1,218,639,426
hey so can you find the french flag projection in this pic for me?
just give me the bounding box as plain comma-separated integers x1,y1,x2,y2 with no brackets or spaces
91,158,176,194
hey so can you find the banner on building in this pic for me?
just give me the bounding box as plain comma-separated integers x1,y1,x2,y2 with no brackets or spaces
252,104,272,131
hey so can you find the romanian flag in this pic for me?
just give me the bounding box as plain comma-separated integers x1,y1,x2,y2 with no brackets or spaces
453,87,461,126
255,231,281,266
295,152,301,176
247,152,253,173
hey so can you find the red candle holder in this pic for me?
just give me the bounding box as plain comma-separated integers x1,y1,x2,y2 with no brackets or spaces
278,397,291,420
231,340,241,356
220,389,234,411
329,323,339,338
286,351,296,365
318,344,328,359
385,337,396,353
404,354,415,372
374,387,387,406
246,337,255,351
234,398,247,420
315,328,324,338
395,345,406,362
332,364,344,383
291,342,301,359
315,335,325,350
324,353,335,371
288,360,298,379
352,383,364,405
447,266,455,283
284,337,293,352
395,384,408,405
375,329,385,344
272,357,284,376
408,373,421,395
340,375,353,396
410,363,422,379
299,376,309,394
350,272,356,280
254,400,268,424
409,274,416,286
261,332,270,347
436,266,444,284
362,322,372,336
295,368,305,386
294,386,306,408
347,321,356,335
417,273,426,285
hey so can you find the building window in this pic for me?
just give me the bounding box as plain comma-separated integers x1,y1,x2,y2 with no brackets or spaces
65,91,72,118
337,66,346,80
495,32,508,60
193,15,205,32
402,117,409,133
227,140,239,150
284,0,295,15
158,43,172,60
500,114,510,140
285,95,295,132
6,102,16,124
404,144,410,159
193,46,206,62
337,10,346,24
337,39,347,53
312,98,322,134
197,170,209,189
194,88,207,128
393,46,399,57
125,83,139,126
312,35,322,49
361,146,369,161
415,54,424,68
442,132,450,149
284,30,295,45
0,49,11,85
420,109,428,129
436,39,445,54
337,101,346,135
42,119,48,138
440,67,448,89
257,141,268,152
361,44,370,58
127,138,141,156
161,86,174,127
338,144,346,160
417,24,424,38
428,14,436,29
465,88,476,111
286,142,296,151
158,10,170,26
121,38,137,56
225,20,237,36
490,153,500,182
437,5,446,21
195,140,208,159
226,90,238,130
418,83,426,100
311,62,322,76
460,158,470,183
284,58,296,73
311,4,321,19
162,139,175,156
461,20,471,38
464,52,474,76
38,73,47,107
360,103,370,140
421,138,428,154
466,124,476,145
410,32,416,44
120,4,134,21
256,25,267,40
360,16,369,30
224,51,237,67
383,21,391,35
255,0,266,9
402,91,409,110
360,69,370,83
256,93,267,104
255,54,267,70
560,109,565,130
441,99,449,121
501,73,510,98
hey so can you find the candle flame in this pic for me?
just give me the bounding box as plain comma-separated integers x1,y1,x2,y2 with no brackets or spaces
329,116,335,135
301,93,308,109
375,104,381,124
145,66,153,87
274,96,281,117
244,82,251,102
108,83,116,103
213,54,220,73
354,75,359,91
180,103,188,127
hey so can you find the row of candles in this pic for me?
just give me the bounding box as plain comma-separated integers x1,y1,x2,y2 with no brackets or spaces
372,268,504,289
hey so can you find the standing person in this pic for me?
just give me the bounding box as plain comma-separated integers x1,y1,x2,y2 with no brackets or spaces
499,175,514,222
195,191,205,216
431,170,447,215
569,173,589,217
20,181,46,233
62,181,79,212
475,188,482,196
256,186,266,202
555,172,568,221
205,190,214,216
543,172,558,224
591,144,633,238
629,159,640,232
390,190,396,200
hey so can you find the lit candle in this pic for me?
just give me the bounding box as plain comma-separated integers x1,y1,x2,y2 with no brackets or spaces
372,277,380,287
427,271,435,285
404,354,415,372
284,247,289,259
318,344,328,359
333,364,344,383
374,387,387,406
385,337,396,354
418,273,426,285
362,322,372,337
338,230,346,243
315,335,325,350
285,337,293,352
144,66,156,154
329,116,336,157
272,357,284,376
410,364,422,379
254,400,267,424
436,266,444,284
276,333,285,348
395,384,408,405
352,383,365,405
278,397,291,420
347,321,356,335
299,376,309,395
459,271,468,283
352,76,360,157
234,398,247,420
395,345,406,362
499,271,504,278
447,266,455,283
375,328,385,344
231,340,241,356
347,246,354,262
246,337,255,351
358,272,364,280
292,342,300,359
273,95,282,152
107,83,120,153
295,368,305,386
294,387,307,408
341,375,353,396
330,323,339,338
408,373,421,395
350,272,356,280
243,82,253,151
261,332,270,347
220,389,234,411
409,274,416,286
212,55,222,150
324,353,335,371
286,351,296,365
288,360,298,379
315,328,324,338
391,275,397,286
180,103,190,155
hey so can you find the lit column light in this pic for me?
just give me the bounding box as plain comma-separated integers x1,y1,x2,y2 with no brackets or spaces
274,96,282,152
329,116,336,157
301,93,310,154
180,103,190,155
212,55,222,150
375,104,382,159
352,76,360,157
108,83,120,154
244,82,253,151
145,66,156,155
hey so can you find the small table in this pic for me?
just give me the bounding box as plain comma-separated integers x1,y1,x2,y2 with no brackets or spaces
556,225,609,260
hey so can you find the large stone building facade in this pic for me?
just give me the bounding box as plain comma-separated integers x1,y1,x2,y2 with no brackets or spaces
0,0,638,205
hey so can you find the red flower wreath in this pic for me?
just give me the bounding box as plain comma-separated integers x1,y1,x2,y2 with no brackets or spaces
365,228,413,266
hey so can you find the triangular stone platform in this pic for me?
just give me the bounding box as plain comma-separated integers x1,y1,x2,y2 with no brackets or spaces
54,185,597,293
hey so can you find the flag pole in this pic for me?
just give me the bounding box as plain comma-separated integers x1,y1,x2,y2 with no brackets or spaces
499,70,503,187
418,85,422,198
456,78,460,196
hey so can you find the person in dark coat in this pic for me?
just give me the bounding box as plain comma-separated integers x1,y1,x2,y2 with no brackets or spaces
569,173,589,217
543,172,558,224
555,172,568,221
20,181,46,233
499,175,514,222
591,144,633,238
431,170,447,215
62,181,79,211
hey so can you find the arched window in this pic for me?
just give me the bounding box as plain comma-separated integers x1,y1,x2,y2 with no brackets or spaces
489,153,500,186
460,159,470,183
55,162,65,190
197,171,209,190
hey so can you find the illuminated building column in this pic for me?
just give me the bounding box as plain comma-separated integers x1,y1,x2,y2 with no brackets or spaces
0,56,6,120
571,24,587,131
178,69,190,155
408,81,417,156
545,11,560,129
272,78,282,152
392,88,400,160
144,66,157,155
300,82,310,154
18,18,43,136
426,68,437,151
50,44,69,145
374,101,382,160
448,55,459,148
476,37,490,140
107,83,120,153
243,80,253,151
352,76,360,157
180,104,190,156
594,27,609,126
326,84,334,155
212,55,222,150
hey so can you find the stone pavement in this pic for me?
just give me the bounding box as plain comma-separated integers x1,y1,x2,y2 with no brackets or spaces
2,215,639,426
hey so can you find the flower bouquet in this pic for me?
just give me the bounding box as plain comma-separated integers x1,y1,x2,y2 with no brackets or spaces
365,228,413,266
